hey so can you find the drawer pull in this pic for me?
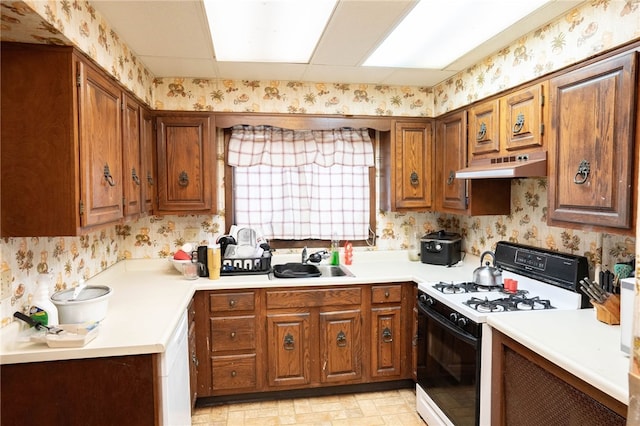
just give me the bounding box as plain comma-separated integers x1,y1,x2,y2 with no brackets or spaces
131,168,140,186
513,113,525,134
103,164,116,187
283,333,295,351
384,291,390,298
382,327,393,343
231,370,237,377
230,331,236,339
229,299,236,308
573,160,590,185
178,171,189,187
336,330,347,347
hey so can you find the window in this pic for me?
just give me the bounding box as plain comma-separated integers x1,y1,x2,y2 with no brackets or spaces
226,125,375,245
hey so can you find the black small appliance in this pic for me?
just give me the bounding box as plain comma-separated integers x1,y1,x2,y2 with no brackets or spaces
420,230,462,266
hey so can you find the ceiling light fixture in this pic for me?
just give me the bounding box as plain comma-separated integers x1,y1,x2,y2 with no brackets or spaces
363,0,553,69
203,0,338,63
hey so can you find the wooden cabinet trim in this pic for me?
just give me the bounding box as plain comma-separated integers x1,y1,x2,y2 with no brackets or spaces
266,287,362,309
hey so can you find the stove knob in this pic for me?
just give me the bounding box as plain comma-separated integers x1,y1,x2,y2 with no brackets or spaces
457,317,468,327
418,294,435,306
449,313,458,323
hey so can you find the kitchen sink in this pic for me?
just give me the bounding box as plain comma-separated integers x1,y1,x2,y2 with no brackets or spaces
271,263,354,279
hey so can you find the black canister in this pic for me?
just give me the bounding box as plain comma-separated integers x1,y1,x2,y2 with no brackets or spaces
197,245,209,277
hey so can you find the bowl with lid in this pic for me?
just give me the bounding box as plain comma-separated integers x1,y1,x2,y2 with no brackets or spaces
51,285,112,324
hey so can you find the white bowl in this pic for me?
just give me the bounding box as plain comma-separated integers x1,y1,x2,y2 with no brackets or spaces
169,258,192,273
51,285,112,324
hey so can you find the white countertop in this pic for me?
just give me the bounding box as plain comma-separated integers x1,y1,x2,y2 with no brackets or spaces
0,250,630,405
487,309,630,404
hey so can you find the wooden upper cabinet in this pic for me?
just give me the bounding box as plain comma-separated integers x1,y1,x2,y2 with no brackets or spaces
122,93,142,218
140,107,156,214
548,53,637,232
468,99,500,158
502,83,546,153
469,83,546,161
156,114,215,214
435,111,468,212
391,120,434,211
1,43,125,236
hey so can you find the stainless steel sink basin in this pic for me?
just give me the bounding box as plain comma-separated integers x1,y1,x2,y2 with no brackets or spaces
271,263,354,279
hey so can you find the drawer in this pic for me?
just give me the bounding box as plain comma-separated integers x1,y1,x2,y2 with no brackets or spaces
212,354,256,390
211,316,256,352
266,287,361,309
371,285,402,304
210,291,255,313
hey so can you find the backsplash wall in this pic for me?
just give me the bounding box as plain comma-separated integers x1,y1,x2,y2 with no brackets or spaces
0,1,638,327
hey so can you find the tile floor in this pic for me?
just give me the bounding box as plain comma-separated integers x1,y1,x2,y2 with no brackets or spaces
191,388,426,426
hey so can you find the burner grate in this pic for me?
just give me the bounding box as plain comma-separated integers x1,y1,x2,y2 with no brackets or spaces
464,294,554,312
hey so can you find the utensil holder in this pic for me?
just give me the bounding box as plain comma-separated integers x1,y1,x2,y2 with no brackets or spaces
591,294,620,325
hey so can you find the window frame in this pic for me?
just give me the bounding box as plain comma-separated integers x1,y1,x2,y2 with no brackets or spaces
218,113,392,249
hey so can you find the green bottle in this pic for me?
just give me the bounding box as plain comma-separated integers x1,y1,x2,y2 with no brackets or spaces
330,233,340,265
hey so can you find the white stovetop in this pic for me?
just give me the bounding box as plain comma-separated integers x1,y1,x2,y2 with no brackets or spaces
0,251,629,405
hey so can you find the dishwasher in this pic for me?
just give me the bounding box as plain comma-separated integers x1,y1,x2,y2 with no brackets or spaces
159,310,191,426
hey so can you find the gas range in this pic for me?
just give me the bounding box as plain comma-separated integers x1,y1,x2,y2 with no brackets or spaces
417,242,590,324
415,241,590,426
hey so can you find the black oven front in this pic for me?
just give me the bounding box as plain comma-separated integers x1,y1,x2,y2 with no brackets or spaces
416,289,482,426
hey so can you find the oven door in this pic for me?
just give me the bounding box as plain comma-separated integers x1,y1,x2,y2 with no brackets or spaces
416,298,481,426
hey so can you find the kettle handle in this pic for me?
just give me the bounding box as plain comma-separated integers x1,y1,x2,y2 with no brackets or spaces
480,250,496,266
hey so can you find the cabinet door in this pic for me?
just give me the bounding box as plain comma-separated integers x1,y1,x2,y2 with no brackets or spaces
392,121,434,210
156,115,214,213
78,60,123,227
319,309,362,383
371,306,402,378
548,53,636,230
140,107,156,214
468,99,500,159
122,94,142,218
503,83,545,153
266,312,310,387
435,111,467,212
188,300,197,409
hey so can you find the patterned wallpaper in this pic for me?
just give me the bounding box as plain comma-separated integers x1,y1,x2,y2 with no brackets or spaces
0,0,639,328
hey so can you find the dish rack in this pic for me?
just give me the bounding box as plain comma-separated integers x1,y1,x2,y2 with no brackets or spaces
221,252,271,275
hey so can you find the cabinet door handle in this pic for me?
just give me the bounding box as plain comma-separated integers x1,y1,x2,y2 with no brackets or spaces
476,122,487,141
283,333,295,351
410,171,419,187
573,160,590,184
191,352,199,367
513,113,525,134
178,171,189,187
447,170,455,185
147,172,154,186
131,168,141,186
336,330,347,347
382,327,393,343
103,164,116,186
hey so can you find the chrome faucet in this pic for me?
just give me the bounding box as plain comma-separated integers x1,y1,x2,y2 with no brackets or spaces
302,246,330,264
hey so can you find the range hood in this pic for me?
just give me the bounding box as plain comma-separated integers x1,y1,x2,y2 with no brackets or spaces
455,151,547,179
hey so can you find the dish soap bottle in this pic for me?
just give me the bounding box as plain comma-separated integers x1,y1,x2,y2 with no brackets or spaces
30,272,59,326
330,233,340,266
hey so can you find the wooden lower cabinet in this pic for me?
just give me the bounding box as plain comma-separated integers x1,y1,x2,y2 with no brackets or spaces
1,355,159,426
266,312,311,387
196,283,415,399
320,308,362,383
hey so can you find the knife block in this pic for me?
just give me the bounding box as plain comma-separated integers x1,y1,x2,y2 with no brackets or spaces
591,294,621,325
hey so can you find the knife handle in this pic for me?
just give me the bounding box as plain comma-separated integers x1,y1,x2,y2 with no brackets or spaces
13,311,47,330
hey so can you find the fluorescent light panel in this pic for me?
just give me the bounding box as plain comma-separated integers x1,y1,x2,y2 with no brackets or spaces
204,0,337,63
364,0,553,69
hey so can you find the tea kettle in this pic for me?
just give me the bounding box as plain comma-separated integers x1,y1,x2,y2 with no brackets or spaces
473,251,502,287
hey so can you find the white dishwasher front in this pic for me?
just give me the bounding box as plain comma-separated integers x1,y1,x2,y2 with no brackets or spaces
159,310,191,426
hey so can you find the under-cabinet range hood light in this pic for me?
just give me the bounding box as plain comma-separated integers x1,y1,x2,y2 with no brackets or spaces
455,151,547,179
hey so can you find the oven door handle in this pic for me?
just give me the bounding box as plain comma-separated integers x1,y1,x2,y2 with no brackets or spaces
418,303,479,348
